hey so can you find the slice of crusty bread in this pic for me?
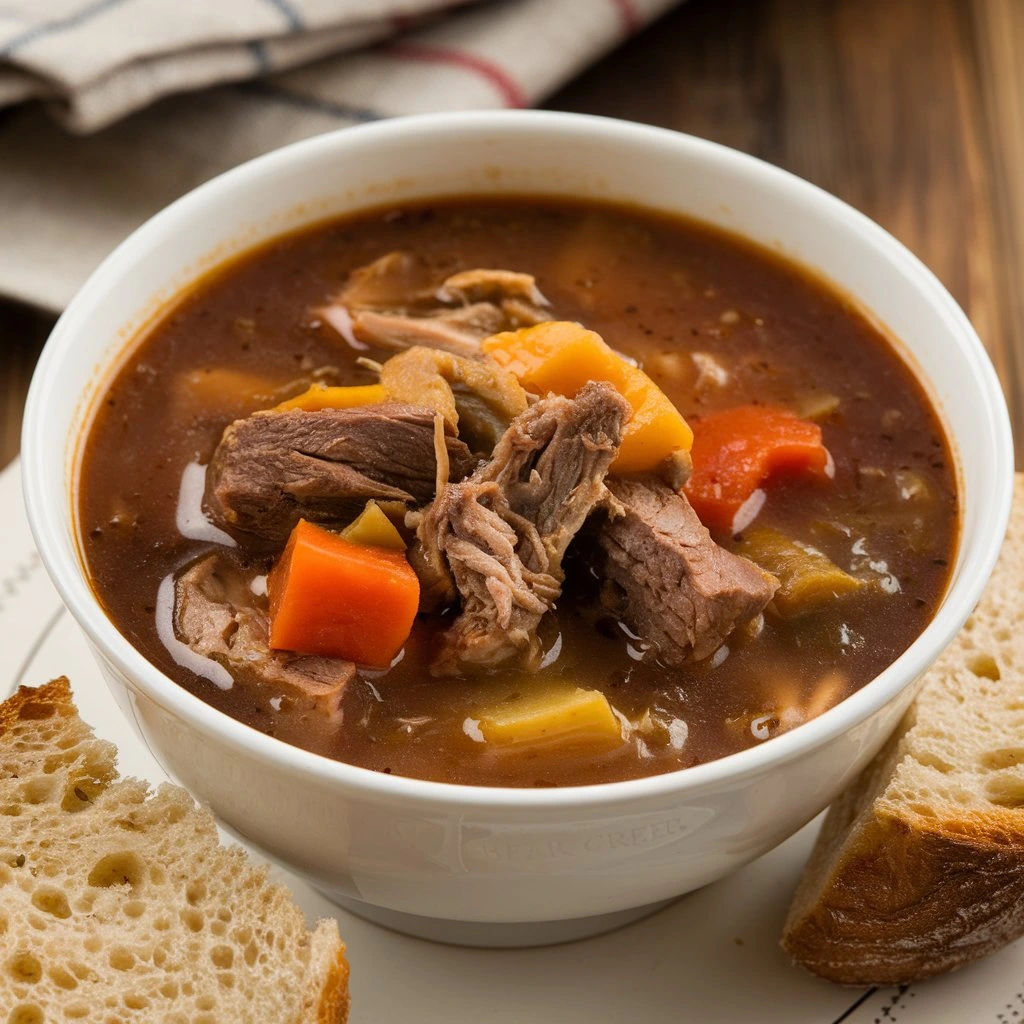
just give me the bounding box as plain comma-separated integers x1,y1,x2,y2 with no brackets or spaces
782,473,1024,985
0,677,349,1023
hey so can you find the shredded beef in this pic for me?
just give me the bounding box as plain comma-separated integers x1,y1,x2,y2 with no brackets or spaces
597,477,778,664
415,381,630,672
352,309,487,359
205,403,475,551
435,268,549,308
325,253,552,357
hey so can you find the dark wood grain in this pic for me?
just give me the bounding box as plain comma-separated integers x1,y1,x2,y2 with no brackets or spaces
970,0,1024,450
547,0,1024,459
2,0,1021,469
1,302,49,468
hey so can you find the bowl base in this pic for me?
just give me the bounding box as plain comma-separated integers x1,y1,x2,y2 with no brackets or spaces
328,893,677,948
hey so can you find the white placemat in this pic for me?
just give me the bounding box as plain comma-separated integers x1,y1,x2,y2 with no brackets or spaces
0,457,1019,1022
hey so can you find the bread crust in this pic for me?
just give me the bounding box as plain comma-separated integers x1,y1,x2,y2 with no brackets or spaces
0,674,75,733
1,676,350,1022
782,807,1024,985
307,920,352,1024
783,473,1024,985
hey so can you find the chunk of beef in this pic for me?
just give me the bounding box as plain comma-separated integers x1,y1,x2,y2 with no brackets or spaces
497,296,551,327
415,381,630,672
352,309,488,359
339,251,439,311
322,253,553,358
205,404,476,551
435,268,549,308
597,478,778,664
174,554,354,738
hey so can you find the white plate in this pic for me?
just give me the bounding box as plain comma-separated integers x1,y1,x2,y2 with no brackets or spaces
1,458,1017,1023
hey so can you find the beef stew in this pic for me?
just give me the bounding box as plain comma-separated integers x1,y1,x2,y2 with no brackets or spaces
78,197,958,787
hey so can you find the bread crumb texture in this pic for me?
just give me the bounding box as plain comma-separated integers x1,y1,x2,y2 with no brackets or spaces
0,677,349,1023
782,474,1024,985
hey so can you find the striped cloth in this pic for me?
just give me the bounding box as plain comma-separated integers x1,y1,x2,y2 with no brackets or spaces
0,0,678,313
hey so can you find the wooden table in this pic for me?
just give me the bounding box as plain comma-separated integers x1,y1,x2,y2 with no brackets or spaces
3,0,1022,468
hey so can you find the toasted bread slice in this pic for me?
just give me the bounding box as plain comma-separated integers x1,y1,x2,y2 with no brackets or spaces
782,474,1024,985
0,677,349,1022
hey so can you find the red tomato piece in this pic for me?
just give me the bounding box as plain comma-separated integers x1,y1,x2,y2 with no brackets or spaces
684,405,832,533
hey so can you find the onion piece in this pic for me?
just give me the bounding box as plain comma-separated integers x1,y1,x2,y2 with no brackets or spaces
317,302,367,351
730,488,766,534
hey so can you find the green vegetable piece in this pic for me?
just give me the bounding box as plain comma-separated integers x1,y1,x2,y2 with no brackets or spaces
736,526,863,617
341,501,406,550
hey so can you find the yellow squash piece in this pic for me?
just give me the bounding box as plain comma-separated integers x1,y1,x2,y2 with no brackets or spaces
341,500,406,550
275,383,386,412
477,687,622,749
481,321,693,473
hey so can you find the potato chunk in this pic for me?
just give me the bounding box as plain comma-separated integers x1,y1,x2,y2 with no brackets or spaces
793,391,840,421
736,526,863,617
174,368,291,420
477,687,622,749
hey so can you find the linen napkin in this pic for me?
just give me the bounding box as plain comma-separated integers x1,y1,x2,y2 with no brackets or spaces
0,0,678,313
0,1,477,133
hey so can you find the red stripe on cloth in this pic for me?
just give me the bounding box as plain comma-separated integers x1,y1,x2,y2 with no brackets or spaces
385,42,527,108
609,0,642,34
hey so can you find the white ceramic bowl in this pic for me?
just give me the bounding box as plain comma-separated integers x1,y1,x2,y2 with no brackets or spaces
22,111,1013,947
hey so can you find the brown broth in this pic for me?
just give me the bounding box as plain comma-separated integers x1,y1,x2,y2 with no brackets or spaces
78,197,958,787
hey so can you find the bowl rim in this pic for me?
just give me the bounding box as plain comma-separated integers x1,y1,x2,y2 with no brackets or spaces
22,109,1015,813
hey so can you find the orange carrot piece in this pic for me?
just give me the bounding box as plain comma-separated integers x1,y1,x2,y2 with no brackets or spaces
268,519,420,668
274,383,386,412
685,405,832,533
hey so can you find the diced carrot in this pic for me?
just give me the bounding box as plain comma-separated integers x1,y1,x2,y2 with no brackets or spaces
268,519,419,668
684,405,833,533
481,322,693,473
274,383,386,412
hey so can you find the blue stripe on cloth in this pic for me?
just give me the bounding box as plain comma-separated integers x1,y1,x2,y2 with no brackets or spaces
260,0,304,32
240,81,383,123
247,39,271,73
0,0,132,57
